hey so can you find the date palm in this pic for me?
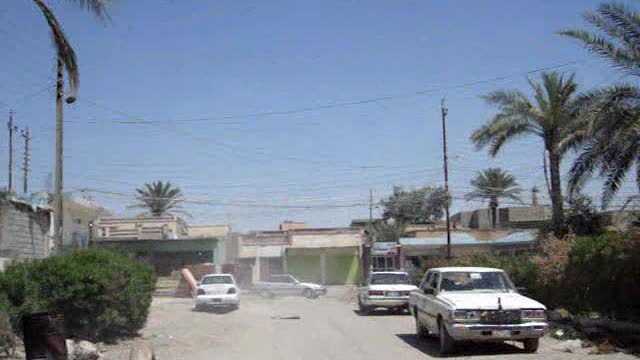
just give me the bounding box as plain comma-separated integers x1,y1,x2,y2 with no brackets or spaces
471,71,580,234
465,168,523,229
129,181,188,217
33,0,109,94
560,2,640,205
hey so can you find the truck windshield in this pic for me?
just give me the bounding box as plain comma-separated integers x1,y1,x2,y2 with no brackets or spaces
370,273,410,285
440,272,512,292
202,276,233,285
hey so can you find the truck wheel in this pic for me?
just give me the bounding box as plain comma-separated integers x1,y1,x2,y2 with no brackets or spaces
523,338,539,353
415,315,428,339
439,320,455,355
358,298,370,315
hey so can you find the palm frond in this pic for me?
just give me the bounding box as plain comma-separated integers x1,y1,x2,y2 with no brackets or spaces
32,0,79,92
63,0,110,21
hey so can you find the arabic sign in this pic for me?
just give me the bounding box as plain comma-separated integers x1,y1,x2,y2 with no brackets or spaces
372,242,398,256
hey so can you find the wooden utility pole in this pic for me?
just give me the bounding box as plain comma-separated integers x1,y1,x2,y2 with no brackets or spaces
7,110,17,192
21,127,31,194
440,99,452,259
369,189,373,224
54,58,64,254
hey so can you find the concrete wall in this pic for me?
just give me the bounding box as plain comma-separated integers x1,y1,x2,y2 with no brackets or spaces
62,199,110,251
0,201,51,260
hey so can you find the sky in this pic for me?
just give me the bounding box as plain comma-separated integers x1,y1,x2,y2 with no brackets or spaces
0,0,636,231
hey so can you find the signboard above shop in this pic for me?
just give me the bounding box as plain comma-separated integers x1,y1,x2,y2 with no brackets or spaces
372,242,398,256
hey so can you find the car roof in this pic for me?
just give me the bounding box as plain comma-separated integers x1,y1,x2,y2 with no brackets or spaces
203,273,234,277
429,267,504,273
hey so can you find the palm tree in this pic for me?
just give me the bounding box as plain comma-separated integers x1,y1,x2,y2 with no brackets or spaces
33,0,108,95
32,0,108,254
129,181,188,217
560,2,640,205
465,168,523,229
470,71,580,234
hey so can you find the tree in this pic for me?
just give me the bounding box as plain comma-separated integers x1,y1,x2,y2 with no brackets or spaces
464,168,523,229
365,220,406,243
560,2,640,205
129,181,188,217
32,0,109,95
565,194,606,236
381,186,450,224
470,71,580,235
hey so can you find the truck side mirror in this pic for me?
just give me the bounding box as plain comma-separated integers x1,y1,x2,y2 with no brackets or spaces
423,287,435,295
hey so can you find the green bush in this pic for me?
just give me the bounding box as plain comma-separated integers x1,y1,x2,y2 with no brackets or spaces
0,250,155,341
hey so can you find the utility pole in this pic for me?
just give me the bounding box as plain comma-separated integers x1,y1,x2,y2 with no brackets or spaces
54,58,65,254
369,188,373,224
21,127,31,194
7,110,17,191
440,99,452,260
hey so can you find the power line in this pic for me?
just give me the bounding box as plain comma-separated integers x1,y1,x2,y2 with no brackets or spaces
64,60,584,126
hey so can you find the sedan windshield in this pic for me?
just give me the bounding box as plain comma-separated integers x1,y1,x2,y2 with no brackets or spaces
371,273,410,285
202,276,233,285
440,272,512,292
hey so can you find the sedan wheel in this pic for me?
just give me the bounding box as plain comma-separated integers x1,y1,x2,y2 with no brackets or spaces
303,288,316,299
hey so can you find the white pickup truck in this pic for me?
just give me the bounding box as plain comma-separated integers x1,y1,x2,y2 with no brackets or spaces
409,267,547,355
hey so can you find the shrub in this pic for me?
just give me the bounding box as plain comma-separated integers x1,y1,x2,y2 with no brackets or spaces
565,195,606,236
0,250,155,341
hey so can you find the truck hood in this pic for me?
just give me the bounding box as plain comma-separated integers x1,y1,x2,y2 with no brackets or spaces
368,284,418,292
438,292,546,310
299,282,324,289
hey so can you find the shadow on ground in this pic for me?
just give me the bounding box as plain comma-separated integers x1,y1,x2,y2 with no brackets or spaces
192,307,237,315
395,333,525,358
352,309,410,317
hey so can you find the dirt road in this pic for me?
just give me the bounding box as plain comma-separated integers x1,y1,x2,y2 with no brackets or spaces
104,291,636,360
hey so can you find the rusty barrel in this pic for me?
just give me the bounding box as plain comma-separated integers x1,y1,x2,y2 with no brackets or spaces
22,312,67,360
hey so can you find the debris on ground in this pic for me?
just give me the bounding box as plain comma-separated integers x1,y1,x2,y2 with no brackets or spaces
552,339,583,353
589,340,617,355
66,339,102,360
271,315,301,320
549,323,580,340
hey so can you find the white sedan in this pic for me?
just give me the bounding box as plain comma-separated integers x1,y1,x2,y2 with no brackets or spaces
358,271,418,314
194,273,240,310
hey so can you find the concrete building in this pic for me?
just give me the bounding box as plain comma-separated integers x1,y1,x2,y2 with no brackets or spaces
61,194,111,252
0,198,52,269
235,222,366,285
286,228,363,285
237,230,289,282
93,216,230,275
452,206,551,230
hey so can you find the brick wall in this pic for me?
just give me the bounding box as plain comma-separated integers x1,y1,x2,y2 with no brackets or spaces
0,201,51,260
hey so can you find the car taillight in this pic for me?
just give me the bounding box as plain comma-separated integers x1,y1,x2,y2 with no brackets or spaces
197,288,205,295
227,287,237,294
368,290,384,296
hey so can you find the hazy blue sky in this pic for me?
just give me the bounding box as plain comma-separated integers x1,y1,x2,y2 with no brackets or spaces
0,0,634,230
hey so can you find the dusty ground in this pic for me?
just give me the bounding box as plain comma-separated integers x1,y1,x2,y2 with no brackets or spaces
101,288,638,360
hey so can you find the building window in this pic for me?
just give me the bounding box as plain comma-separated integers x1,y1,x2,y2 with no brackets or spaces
75,218,82,225
372,256,396,272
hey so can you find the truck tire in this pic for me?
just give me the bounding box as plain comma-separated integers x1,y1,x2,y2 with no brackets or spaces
523,338,539,353
415,314,428,339
439,319,455,355
358,298,370,315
